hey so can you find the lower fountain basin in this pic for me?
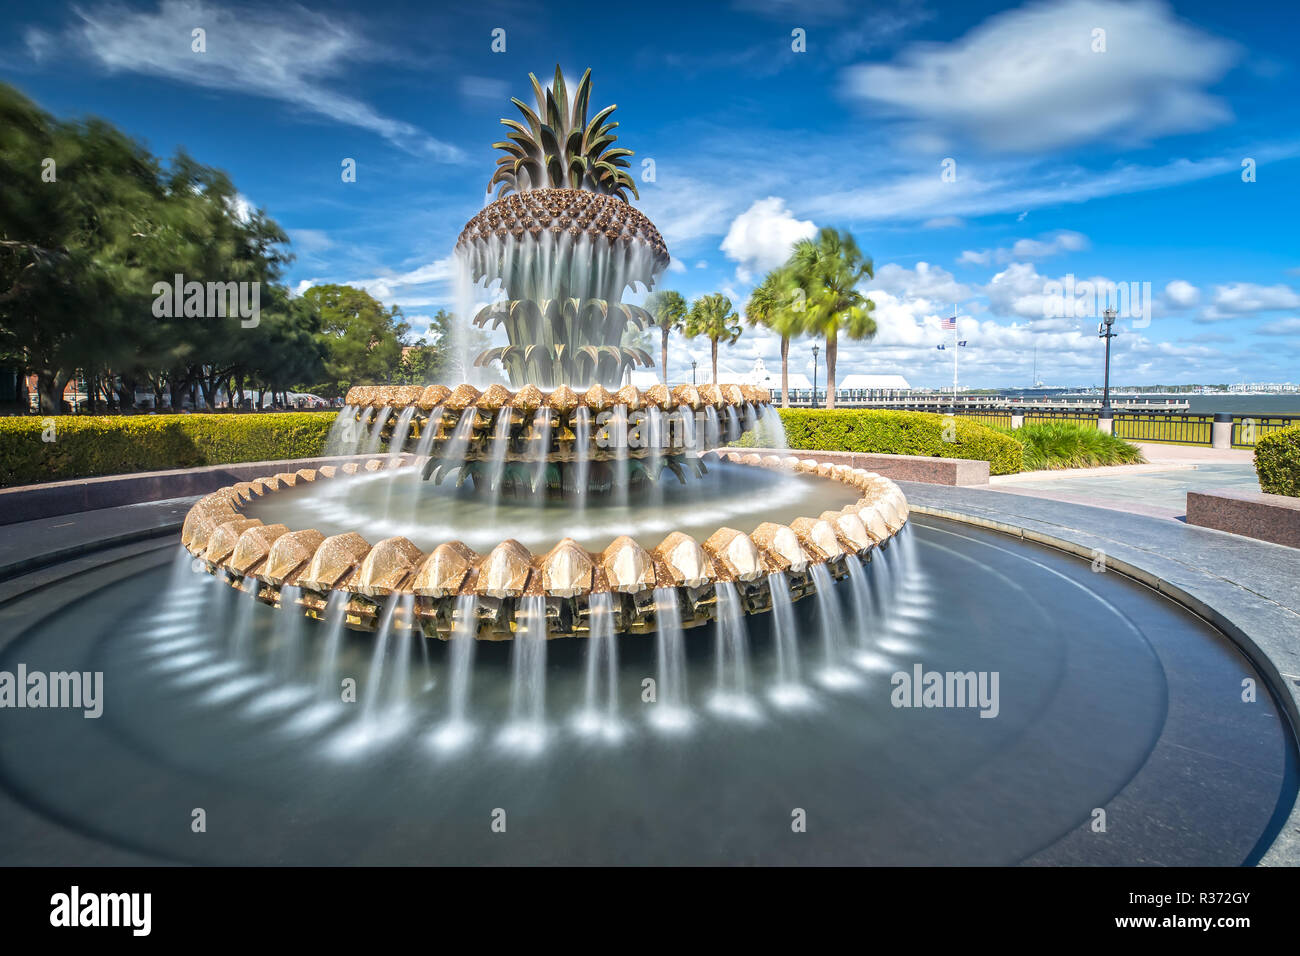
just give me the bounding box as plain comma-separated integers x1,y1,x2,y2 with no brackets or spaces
0,515,1292,865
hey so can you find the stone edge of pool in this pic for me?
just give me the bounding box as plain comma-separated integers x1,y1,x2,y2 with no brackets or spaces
899,480,1300,867
1,469,1296,865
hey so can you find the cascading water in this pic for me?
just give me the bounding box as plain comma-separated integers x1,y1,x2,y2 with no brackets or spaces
436,408,478,482
325,405,357,455
766,572,809,708
678,404,698,453
574,406,591,509
724,405,740,442
650,588,690,731
576,592,619,738
360,593,408,724
381,408,417,517
230,581,261,660
315,591,349,700
612,404,629,510
530,408,552,498
809,563,857,688
486,407,513,495
703,406,720,449
755,403,787,449
646,406,664,506
501,596,549,750
709,582,755,718
433,594,479,751
845,556,877,640
271,585,304,678
362,407,393,455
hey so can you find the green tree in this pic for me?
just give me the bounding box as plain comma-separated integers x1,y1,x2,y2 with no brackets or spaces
683,293,741,385
299,284,410,397
644,289,687,384
394,343,440,385
787,227,876,409
744,270,805,407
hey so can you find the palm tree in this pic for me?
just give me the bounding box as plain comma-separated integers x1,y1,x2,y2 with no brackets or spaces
787,227,876,409
745,269,805,407
644,289,688,384
683,293,741,384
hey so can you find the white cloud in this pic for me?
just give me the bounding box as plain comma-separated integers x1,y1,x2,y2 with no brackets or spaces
33,0,461,159
667,258,688,274
720,197,817,281
960,230,1089,266
346,256,456,304
1163,279,1199,308
842,0,1239,151
1200,282,1300,321
799,148,1300,225
1256,318,1300,336
922,216,964,229
870,262,971,304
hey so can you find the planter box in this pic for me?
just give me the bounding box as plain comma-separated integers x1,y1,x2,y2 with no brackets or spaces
1186,489,1300,549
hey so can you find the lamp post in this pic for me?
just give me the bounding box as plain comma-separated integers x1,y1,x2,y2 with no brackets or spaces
1098,307,1117,414
811,344,820,408
691,358,698,386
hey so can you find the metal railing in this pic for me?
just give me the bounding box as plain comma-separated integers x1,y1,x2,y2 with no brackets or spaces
1021,409,1101,427
1231,415,1300,448
1113,412,1213,446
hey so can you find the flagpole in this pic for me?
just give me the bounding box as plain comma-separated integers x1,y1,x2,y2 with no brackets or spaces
952,302,958,408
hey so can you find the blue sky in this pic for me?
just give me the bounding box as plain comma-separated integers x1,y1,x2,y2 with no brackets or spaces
5,0,1299,387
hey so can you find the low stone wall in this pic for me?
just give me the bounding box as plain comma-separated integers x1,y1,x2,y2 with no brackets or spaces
1186,489,1300,549
0,455,393,526
744,447,989,486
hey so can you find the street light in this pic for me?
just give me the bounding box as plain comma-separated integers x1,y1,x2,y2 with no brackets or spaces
1098,307,1117,414
691,358,698,386
811,344,820,407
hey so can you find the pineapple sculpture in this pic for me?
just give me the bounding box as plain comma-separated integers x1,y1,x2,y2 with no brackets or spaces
457,67,670,389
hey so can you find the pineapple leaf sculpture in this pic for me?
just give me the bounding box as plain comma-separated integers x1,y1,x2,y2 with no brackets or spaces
456,67,669,389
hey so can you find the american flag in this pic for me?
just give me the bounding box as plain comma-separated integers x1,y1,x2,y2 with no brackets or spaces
942,315,957,331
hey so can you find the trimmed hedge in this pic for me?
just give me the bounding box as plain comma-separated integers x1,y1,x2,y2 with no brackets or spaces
0,412,338,487
1254,423,1300,497
736,408,1023,475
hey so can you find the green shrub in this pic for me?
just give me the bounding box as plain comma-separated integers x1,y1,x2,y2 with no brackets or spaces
734,408,1023,476
1255,423,1300,497
0,412,338,487
990,421,1145,471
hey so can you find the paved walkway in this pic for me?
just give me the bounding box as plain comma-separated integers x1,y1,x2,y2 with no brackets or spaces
987,442,1260,520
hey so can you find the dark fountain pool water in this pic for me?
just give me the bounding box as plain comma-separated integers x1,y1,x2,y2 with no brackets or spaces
1,510,1292,865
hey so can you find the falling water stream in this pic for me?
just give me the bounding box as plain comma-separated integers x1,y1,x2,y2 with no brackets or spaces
767,572,808,708
362,407,393,455
710,582,754,718
577,592,619,737
315,591,349,699
502,595,549,750
809,563,857,689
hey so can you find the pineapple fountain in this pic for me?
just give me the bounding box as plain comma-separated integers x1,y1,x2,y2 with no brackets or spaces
178,67,910,740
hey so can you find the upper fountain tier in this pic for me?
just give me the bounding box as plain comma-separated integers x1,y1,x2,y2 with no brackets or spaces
453,67,671,389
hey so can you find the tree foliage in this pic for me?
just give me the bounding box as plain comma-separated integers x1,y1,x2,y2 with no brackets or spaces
683,292,741,384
